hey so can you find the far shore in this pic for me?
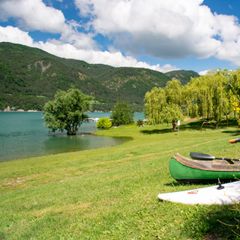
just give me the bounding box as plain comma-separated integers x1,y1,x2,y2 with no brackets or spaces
0,110,41,112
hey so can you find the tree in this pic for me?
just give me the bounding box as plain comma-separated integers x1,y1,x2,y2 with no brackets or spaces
165,79,182,105
97,117,112,129
144,84,183,125
226,70,240,126
111,102,134,126
160,104,183,125
144,87,166,124
145,70,240,128
184,72,230,126
43,88,93,135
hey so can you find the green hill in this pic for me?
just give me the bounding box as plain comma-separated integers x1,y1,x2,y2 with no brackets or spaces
165,70,199,84
0,42,198,111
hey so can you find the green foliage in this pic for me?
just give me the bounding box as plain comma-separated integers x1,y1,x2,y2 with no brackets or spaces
97,117,112,129
227,70,240,99
144,85,184,124
43,88,92,135
160,104,183,124
184,72,230,125
144,87,166,124
145,70,240,126
0,42,198,111
164,79,182,105
111,102,134,126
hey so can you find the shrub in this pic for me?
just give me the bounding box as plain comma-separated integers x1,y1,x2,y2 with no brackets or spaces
97,117,112,129
111,102,134,126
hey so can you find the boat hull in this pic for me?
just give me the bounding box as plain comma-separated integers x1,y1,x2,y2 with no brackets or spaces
169,157,240,182
158,180,240,205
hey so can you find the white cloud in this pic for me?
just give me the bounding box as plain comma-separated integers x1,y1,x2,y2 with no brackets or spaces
74,0,240,66
37,40,177,72
75,0,220,58
75,0,94,16
198,69,210,75
0,0,97,50
60,22,97,50
214,15,240,65
198,68,234,75
0,26,33,46
215,15,240,42
0,0,66,33
0,26,177,72
1,0,240,69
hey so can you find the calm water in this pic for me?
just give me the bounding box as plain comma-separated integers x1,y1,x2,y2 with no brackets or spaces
0,112,144,161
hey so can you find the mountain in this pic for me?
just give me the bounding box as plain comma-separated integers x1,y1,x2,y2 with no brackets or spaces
165,70,199,84
0,42,198,111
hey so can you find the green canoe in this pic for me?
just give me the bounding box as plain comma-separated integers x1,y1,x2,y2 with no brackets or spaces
169,153,240,182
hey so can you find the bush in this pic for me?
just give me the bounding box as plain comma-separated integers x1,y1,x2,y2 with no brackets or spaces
97,117,112,129
111,102,134,126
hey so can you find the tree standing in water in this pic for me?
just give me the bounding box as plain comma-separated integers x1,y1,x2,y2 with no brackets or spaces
44,88,93,135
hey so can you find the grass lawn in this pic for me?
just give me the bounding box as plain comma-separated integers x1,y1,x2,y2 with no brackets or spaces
0,123,240,239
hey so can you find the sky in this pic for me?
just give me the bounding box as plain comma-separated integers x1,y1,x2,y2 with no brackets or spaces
0,0,240,74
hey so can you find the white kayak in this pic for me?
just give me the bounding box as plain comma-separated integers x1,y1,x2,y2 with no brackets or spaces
158,181,240,205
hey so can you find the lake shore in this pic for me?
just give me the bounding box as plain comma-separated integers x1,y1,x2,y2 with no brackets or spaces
0,112,140,161
0,124,239,239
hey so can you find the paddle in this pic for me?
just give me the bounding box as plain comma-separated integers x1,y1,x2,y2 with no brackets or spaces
190,152,240,164
229,138,240,144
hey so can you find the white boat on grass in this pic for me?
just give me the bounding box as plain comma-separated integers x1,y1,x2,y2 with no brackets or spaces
158,181,240,205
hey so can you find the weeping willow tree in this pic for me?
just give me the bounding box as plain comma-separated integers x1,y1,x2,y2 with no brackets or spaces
226,70,240,125
144,81,183,124
144,87,166,124
144,70,240,127
161,80,183,124
184,72,230,126
164,79,182,105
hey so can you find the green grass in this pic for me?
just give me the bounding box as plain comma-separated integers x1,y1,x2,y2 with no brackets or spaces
0,123,240,239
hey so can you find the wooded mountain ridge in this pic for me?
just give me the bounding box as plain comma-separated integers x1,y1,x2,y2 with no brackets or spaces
0,42,199,111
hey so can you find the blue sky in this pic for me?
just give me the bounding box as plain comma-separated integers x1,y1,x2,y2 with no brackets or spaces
0,0,240,74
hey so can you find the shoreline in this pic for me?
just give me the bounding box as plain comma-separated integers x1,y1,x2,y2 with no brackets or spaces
0,110,41,113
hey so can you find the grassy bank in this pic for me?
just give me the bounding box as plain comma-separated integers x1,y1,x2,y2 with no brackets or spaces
0,123,240,239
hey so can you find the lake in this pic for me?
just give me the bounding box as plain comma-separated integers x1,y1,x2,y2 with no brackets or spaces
0,112,144,161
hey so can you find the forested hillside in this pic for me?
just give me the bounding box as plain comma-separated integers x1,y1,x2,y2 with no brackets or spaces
165,70,199,84
0,42,198,111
